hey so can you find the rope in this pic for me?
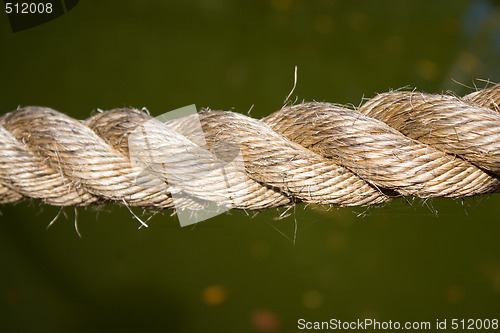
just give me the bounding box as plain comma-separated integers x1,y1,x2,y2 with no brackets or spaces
1,84,500,211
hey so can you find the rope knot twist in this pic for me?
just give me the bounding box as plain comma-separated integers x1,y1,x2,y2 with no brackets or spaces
1,84,500,210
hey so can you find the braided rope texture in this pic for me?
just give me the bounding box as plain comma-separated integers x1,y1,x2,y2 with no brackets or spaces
1,84,500,210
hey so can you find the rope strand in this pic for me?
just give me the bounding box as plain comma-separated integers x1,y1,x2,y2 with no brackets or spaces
1,84,500,210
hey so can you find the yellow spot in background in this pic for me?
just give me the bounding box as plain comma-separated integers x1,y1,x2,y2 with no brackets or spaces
250,240,270,260
457,51,483,76
493,273,500,293
202,285,227,306
251,309,281,332
359,309,379,321
348,11,369,32
478,259,500,294
325,232,348,253
445,284,465,304
271,0,293,12
384,35,404,56
5,288,21,306
298,37,319,57
225,63,247,87
314,14,335,35
415,59,440,81
302,290,324,309
442,16,459,35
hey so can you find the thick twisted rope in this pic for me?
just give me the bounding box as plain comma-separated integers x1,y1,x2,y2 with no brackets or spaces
1,84,500,211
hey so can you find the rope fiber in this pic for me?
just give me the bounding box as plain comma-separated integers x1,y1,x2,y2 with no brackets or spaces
2,84,500,210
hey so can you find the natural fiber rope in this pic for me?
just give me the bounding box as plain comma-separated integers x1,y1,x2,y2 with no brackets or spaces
2,84,500,210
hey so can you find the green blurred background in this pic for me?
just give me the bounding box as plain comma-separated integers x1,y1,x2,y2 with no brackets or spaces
1,1,500,332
